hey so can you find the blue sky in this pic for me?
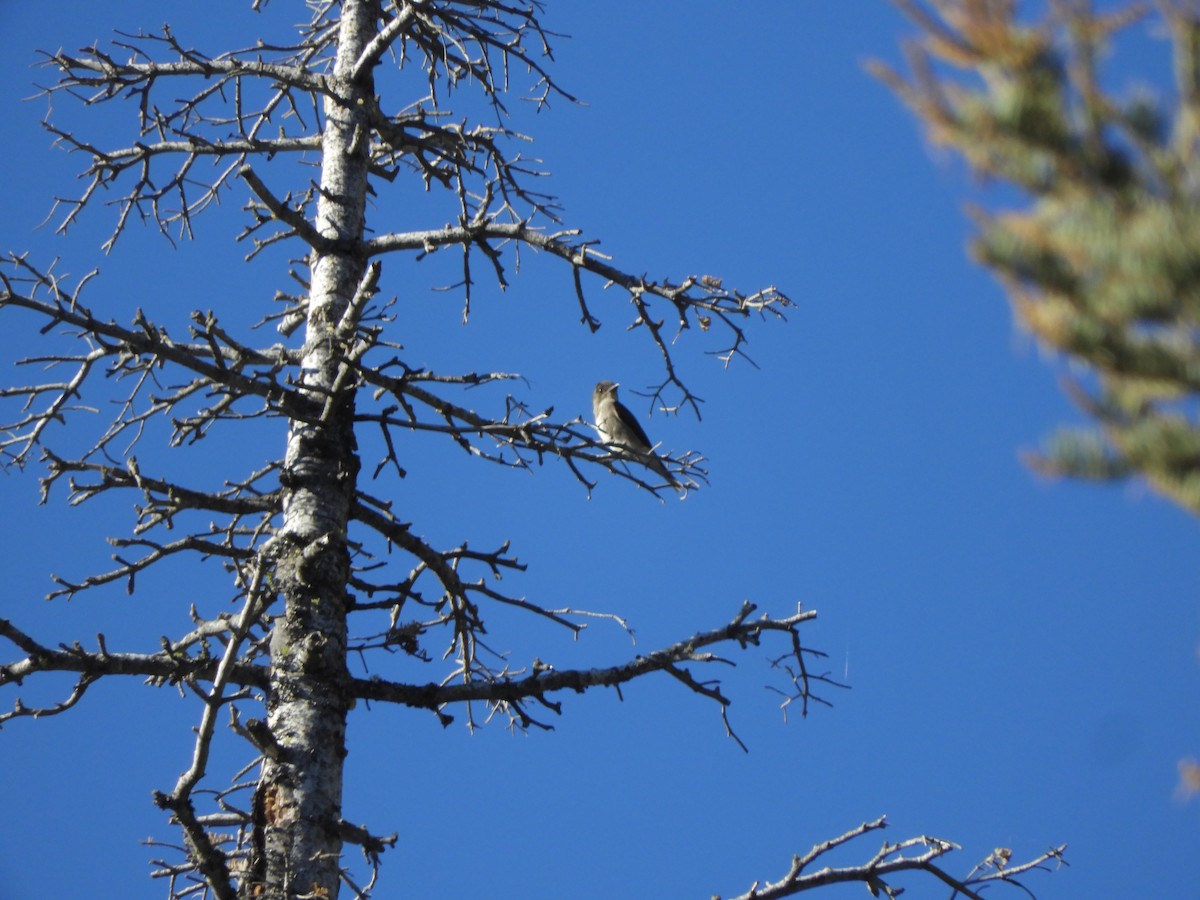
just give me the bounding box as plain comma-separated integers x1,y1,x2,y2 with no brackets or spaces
1,2,1198,898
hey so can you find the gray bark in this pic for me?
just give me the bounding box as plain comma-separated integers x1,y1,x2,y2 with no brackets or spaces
249,2,378,896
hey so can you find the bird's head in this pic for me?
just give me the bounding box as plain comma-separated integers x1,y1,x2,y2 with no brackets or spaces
593,380,619,403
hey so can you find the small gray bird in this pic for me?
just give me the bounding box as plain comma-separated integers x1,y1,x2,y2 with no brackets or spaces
592,380,681,489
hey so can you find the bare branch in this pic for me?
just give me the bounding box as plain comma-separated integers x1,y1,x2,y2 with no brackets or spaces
346,601,827,729
0,617,270,709
720,816,1067,900
366,221,791,403
1,256,309,466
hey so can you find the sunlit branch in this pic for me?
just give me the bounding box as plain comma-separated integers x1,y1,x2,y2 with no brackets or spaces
0,617,271,717
721,815,1067,900
349,601,823,716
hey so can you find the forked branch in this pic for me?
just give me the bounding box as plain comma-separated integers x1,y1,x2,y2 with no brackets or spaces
721,816,1067,900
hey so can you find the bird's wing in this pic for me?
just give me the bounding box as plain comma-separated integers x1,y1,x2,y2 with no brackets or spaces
612,400,654,451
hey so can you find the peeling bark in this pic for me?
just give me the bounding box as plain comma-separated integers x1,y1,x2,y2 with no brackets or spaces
248,2,378,897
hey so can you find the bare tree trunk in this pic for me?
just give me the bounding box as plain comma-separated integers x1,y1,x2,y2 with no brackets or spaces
250,2,378,896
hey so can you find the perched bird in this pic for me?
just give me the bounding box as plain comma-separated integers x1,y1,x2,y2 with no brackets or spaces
592,380,681,489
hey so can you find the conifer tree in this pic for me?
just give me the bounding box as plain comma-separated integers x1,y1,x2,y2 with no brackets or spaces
876,0,1200,511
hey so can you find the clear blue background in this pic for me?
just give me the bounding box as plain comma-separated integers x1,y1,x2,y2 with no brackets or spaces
1,2,1197,898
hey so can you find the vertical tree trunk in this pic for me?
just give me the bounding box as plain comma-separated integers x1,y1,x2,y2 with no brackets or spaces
249,2,377,897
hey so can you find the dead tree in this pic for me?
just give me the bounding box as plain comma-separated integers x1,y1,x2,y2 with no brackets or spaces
0,2,1064,898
